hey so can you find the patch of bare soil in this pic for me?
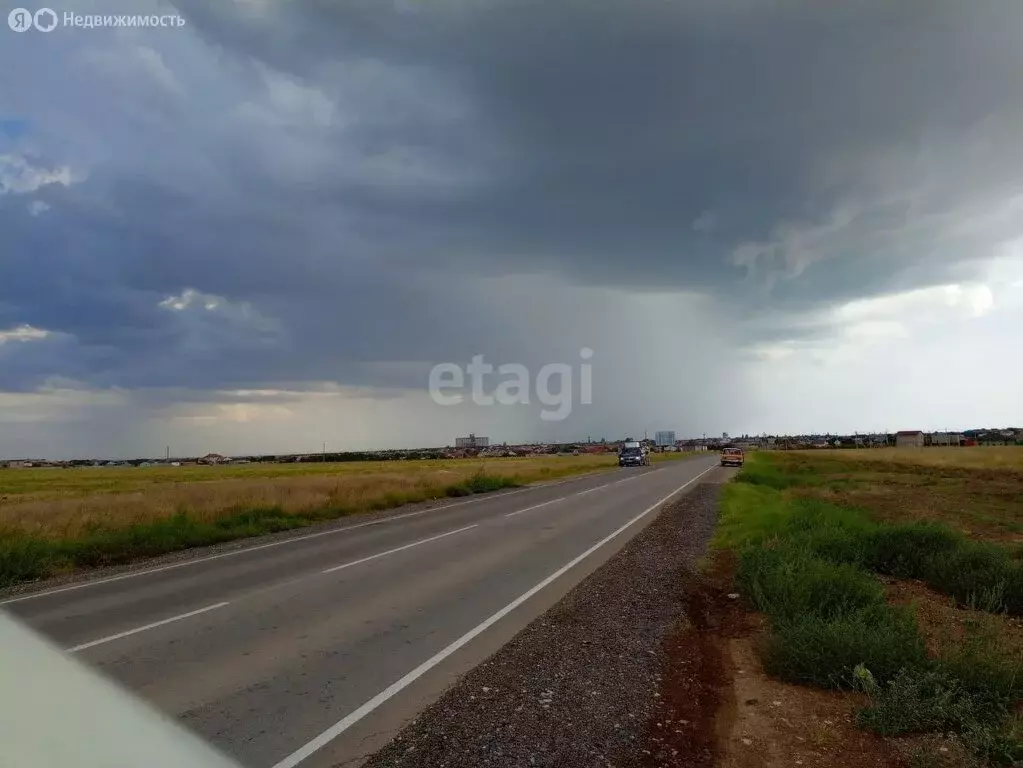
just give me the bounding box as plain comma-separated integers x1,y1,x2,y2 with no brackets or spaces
640,555,750,767
644,554,908,768
884,578,1023,660
719,638,908,768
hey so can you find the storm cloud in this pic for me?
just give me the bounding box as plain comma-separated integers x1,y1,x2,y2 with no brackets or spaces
1,0,1021,456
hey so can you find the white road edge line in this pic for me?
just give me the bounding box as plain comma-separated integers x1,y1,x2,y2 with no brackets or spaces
271,462,718,768
322,525,479,574
0,468,633,607
66,601,230,653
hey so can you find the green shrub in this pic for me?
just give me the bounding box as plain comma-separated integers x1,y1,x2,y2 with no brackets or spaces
465,471,518,494
924,542,1018,615
1004,563,1023,615
936,617,1023,715
737,544,884,623
856,665,1023,765
862,523,963,579
855,666,984,736
784,497,873,534
794,525,873,567
736,462,797,489
0,532,55,587
761,604,927,689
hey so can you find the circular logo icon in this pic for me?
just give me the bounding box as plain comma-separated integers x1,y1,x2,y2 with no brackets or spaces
8,7,33,31
34,7,58,32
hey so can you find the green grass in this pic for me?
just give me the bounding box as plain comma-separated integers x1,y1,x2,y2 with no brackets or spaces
0,471,521,588
762,604,928,690
714,482,798,549
856,664,1023,766
719,461,1023,617
717,452,1023,763
737,542,886,623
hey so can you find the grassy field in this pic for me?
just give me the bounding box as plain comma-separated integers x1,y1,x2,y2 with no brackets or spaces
747,447,1023,542
0,451,697,588
810,446,1023,471
716,448,1023,765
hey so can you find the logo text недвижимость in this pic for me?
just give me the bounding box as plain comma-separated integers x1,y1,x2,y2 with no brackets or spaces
8,8,186,32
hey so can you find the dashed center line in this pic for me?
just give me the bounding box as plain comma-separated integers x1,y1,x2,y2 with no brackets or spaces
67,601,230,653
322,525,479,574
51,463,699,658
504,496,567,518
503,472,639,518
270,462,718,768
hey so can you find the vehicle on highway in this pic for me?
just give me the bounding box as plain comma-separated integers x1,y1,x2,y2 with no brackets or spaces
720,447,744,467
618,441,649,467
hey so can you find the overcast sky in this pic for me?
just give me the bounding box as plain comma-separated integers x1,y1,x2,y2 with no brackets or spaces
2,0,1022,458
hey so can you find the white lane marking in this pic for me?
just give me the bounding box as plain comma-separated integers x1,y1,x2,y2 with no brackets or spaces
322,525,479,574
66,601,230,654
504,496,566,518
0,469,629,607
503,475,631,518
270,461,718,768
66,525,477,654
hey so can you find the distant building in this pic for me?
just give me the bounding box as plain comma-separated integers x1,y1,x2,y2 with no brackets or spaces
930,432,964,447
198,453,227,465
455,434,490,449
654,431,676,447
895,431,925,448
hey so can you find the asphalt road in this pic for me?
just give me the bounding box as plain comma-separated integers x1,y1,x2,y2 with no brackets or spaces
2,455,721,768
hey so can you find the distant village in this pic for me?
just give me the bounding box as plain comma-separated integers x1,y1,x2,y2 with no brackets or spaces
2,427,1021,469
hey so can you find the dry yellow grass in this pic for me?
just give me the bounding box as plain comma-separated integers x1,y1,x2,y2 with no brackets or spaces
768,448,1023,542
807,446,1023,470
0,458,542,502
0,455,635,539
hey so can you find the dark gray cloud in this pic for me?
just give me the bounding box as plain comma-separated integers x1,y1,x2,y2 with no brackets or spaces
168,0,1023,296
1,0,1022,453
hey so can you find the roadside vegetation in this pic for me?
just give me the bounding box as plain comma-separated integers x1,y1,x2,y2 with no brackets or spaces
715,449,1023,766
0,451,698,588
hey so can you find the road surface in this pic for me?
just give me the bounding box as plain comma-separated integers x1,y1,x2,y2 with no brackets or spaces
2,455,721,768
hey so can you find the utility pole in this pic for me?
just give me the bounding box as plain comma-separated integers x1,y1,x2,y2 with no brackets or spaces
322,442,326,463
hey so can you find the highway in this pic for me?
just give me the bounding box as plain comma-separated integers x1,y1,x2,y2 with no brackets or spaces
2,455,720,768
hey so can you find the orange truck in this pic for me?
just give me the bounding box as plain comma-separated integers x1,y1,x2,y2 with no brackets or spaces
720,447,744,467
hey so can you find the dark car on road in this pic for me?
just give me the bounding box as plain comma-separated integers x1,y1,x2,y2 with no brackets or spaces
618,442,649,467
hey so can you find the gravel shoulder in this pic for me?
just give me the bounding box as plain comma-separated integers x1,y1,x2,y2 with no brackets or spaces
360,481,724,768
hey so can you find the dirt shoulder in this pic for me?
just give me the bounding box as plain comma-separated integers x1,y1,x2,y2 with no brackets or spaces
359,483,723,768
645,551,906,768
